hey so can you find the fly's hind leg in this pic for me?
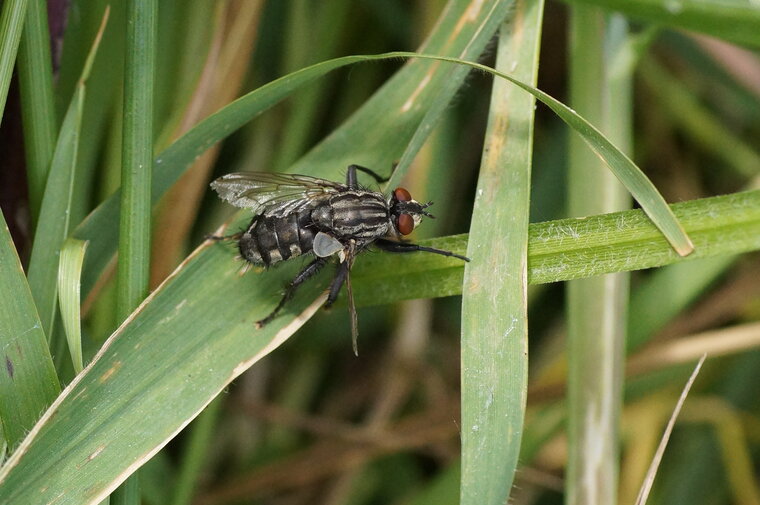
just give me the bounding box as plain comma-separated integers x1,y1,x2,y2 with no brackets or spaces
206,231,242,241
346,164,390,188
256,257,328,328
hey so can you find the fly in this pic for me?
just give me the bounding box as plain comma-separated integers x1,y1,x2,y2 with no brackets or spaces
210,164,470,354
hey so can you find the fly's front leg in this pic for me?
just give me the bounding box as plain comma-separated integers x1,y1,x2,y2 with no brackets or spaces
256,257,328,328
346,164,390,188
375,238,470,262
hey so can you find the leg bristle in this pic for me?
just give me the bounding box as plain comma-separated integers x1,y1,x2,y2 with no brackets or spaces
237,262,253,276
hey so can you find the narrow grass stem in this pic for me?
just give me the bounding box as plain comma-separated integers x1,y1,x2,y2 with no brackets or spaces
113,0,157,503
17,0,56,226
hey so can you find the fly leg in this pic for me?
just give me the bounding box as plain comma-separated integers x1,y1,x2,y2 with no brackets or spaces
206,231,242,241
324,244,360,355
255,257,328,328
375,238,470,262
324,260,350,308
346,164,390,189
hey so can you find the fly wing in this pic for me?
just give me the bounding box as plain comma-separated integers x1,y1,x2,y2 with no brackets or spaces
210,172,344,217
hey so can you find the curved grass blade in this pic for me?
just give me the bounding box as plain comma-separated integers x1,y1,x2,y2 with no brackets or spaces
386,0,514,189
634,355,706,505
385,52,694,256
0,212,60,449
57,239,89,374
26,9,108,338
459,3,544,503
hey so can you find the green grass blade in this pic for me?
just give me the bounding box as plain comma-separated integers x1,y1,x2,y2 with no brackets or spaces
17,0,57,225
113,2,156,502
26,13,107,339
169,398,222,505
55,2,126,230
459,2,543,503
26,87,85,338
525,190,756,282
116,0,156,322
349,189,760,303
386,0,514,189
640,57,760,179
0,242,331,505
565,11,631,505
0,0,28,123
0,211,60,449
385,52,694,256
57,239,88,374
566,0,760,48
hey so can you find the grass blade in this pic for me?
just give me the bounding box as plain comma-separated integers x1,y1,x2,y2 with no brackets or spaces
386,0,514,188
113,1,157,502
26,83,85,338
567,0,760,48
634,355,706,505
0,0,28,123
0,242,330,505
349,188,760,303
459,2,544,503
565,11,631,505
116,0,156,322
0,211,60,449
26,9,108,338
17,0,57,225
57,239,88,373
386,52,694,256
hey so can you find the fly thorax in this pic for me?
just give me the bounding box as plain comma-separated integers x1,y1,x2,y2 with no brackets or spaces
322,191,390,239
311,205,334,230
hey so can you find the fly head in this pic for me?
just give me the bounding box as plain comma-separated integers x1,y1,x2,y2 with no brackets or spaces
389,187,435,236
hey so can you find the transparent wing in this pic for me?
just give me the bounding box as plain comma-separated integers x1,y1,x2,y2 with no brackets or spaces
210,172,344,217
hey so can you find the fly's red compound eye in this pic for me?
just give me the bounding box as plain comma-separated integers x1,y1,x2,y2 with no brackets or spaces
398,213,414,235
394,187,412,202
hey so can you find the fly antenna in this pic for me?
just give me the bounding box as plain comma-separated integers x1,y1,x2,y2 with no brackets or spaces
421,201,436,219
